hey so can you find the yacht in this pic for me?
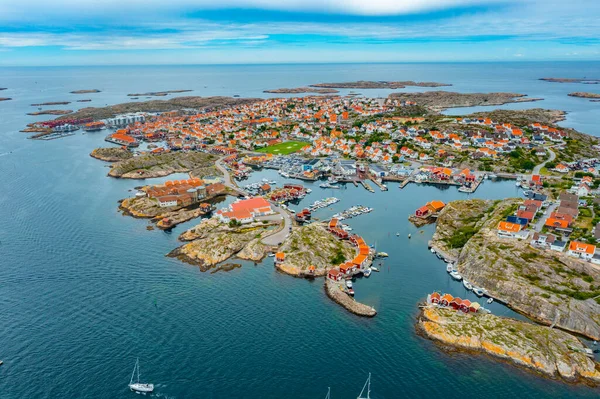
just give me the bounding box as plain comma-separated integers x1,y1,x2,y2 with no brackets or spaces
128,359,154,394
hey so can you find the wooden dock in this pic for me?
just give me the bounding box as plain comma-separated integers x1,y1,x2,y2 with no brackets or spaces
399,179,412,189
370,178,388,191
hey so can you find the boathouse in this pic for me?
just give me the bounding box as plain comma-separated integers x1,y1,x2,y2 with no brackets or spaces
328,269,342,281
275,252,285,265
440,293,453,306
460,299,472,313
450,297,462,310
430,292,441,304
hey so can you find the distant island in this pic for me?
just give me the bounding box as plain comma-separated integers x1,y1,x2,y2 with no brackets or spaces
27,109,72,116
264,87,339,94
31,101,71,106
70,89,101,94
0,97,11,102
540,78,600,84
388,91,542,111
309,80,451,89
0,88,7,91
568,92,600,100
77,99,92,102
126,90,193,97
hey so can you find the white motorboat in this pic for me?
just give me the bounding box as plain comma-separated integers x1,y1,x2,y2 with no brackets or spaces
371,266,380,272
363,268,372,277
408,234,411,239
345,280,353,289
472,287,485,297
267,253,275,257
357,373,372,399
396,232,400,237
128,358,154,394
487,298,494,304
430,248,436,253
375,252,388,258
446,264,454,272
463,280,473,291
449,270,462,281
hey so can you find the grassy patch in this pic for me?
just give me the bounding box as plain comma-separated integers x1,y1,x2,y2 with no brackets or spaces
257,141,306,155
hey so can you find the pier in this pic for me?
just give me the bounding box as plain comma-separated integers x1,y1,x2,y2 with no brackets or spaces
360,180,375,193
370,178,388,191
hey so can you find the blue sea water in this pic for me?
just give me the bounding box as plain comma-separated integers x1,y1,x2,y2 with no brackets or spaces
0,63,599,398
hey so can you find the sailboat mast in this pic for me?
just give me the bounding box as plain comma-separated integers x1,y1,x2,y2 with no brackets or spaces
367,373,371,399
129,359,137,385
137,358,140,383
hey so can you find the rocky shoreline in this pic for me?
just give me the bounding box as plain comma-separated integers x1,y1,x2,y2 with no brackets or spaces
408,214,435,227
57,96,259,121
325,280,376,317
107,151,218,179
417,307,600,385
430,198,600,340
90,147,133,162
31,101,71,106
27,110,72,116
311,80,451,89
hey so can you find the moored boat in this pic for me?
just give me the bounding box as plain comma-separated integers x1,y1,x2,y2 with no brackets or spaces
363,268,372,277
487,297,494,304
446,264,453,273
371,266,380,272
463,279,473,291
472,286,485,297
375,252,388,258
449,270,462,281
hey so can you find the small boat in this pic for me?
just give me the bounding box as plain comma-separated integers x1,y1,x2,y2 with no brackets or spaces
357,373,371,399
128,358,154,394
446,264,453,273
479,307,492,314
488,173,498,179
345,280,353,289
375,252,388,258
347,288,355,296
396,232,400,237
430,248,436,254
449,270,462,281
267,253,275,257
463,280,473,291
408,234,411,239
363,268,372,277
458,186,471,193
487,298,494,304
472,287,485,297
0,360,3,366
371,266,380,272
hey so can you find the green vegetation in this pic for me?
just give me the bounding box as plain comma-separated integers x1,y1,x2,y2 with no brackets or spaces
257,141,306,155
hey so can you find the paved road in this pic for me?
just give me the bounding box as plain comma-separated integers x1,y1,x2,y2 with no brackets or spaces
533,147,556,176
260,204,293,246
533,200,558,232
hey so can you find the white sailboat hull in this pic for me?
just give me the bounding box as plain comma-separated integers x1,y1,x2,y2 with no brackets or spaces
129,383,154,393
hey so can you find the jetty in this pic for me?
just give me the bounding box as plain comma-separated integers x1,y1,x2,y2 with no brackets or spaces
325,280,376,317
361,180,375,193
370,178,388,191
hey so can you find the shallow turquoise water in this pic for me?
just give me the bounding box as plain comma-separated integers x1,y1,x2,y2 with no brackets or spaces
0,63,599,398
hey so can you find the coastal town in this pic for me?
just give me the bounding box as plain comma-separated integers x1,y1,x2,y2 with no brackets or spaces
22,87,600,387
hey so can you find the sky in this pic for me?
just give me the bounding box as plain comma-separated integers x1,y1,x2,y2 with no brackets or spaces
0,0,599,65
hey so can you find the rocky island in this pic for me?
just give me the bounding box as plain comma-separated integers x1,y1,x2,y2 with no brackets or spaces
31,101,71,106
388,91,542,111
418,307,600,384
310,80,451,89
70,89,101,94
568,92,600,100
126,90,193,97
430,198,600,340
264,87,339,94
541,78,600,84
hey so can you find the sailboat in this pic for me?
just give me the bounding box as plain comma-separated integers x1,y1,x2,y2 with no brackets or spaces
325,386,331,399
128,358,154,394
357,373,371,399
